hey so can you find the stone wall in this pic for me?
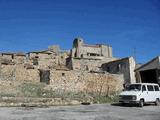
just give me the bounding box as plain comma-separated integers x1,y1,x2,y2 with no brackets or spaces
0,65,15,81
13,55,26,64
27,51,69,70
1,54,13,60
50,70,124,95
0,64,39,82
69,57,117,71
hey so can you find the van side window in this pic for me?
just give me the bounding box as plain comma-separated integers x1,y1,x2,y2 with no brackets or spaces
142,85,146,91
154,86,159,91
147,85,154,91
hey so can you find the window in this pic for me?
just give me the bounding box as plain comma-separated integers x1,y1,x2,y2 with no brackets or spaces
107,67,110,72
90,53,96,56
11,55,14,59
33,58,38,65
154,86,159,91
147,85,154,91
35,56,39,58
142,85,146,91
62,73,65,76
126,84,141,91
117,64,121,72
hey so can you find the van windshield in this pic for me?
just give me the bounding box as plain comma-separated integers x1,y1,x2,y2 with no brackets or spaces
125,84,141,91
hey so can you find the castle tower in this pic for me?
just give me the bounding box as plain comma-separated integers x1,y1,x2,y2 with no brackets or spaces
73,37,84,58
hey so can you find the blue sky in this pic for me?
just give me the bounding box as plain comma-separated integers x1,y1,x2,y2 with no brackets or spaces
0,0,160,63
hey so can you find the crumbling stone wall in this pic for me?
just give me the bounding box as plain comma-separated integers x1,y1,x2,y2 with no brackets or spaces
0,64,39,82
13,55,26,64
69,57,117,71
50,70,124,95
14,65,40,82
1,54,13,60
0,65,15,81
27,51,69,70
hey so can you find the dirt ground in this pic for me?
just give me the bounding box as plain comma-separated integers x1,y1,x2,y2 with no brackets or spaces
0,103,160,120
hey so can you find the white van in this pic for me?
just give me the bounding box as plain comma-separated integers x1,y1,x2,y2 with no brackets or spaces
119,83,160,107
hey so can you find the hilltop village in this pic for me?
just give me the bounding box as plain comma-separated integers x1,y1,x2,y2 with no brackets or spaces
0,37,159,96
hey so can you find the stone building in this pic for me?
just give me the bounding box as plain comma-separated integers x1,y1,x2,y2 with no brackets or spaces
0,37,135,94
0,52,26,65
101,57,136,84
135,56,160,85
1,53,14,59
13,53,26,64
27,45,69,70
0,45,70,83
71,37,112,58
68,38,116,71
27,50,58,69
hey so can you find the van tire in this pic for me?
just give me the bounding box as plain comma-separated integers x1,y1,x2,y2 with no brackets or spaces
121,103,126,106
155,98,160,106
139,99,144,107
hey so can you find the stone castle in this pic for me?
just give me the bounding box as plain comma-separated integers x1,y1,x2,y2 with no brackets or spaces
0,37,136,94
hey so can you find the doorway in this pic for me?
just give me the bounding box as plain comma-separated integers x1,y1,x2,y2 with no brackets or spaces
39,69,50,84
140,69,157,83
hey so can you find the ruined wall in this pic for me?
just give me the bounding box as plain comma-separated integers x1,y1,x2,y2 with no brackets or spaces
0,64,39,82
13,56,26,64
27,51,69,70
69,57,117,71
0,49,70,83
1,54,13,60
0,65,15,81
70,58,103,71
37,58,58,69
50,70,124,95
14,65,40,82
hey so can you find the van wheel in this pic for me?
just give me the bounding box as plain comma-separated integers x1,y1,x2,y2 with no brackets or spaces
121,103,126,106
139,99,144,107
155,98,160,106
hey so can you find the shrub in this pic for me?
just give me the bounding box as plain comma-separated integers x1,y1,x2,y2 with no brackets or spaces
18,82,45,97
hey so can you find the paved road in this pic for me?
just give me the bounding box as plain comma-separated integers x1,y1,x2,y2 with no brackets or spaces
0,104,160,120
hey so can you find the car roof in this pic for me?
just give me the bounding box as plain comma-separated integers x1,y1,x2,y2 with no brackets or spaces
130,83,159,86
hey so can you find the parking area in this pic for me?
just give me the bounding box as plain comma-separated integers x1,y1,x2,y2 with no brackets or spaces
0,104,160,120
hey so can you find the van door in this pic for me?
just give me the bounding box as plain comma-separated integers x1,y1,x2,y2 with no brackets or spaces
147,85,155,102
141,85,149,102
154,85,160,100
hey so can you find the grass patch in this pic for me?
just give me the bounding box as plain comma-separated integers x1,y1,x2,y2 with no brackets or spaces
92,95,119,104
18,82,46,97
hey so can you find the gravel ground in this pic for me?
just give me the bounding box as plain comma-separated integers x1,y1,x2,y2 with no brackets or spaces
0,103,160,120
